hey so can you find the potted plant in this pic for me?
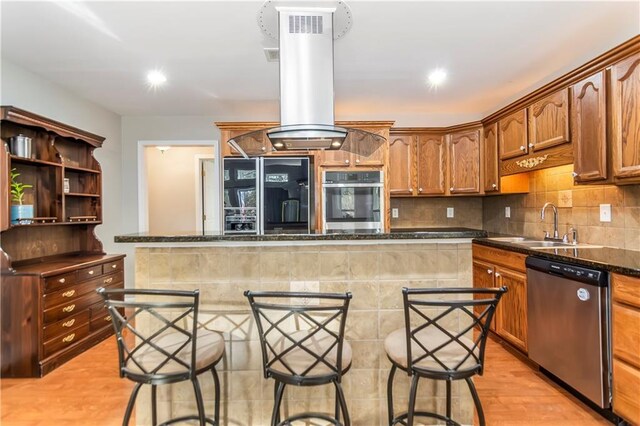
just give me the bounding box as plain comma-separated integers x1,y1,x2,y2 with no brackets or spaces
10,168,34,224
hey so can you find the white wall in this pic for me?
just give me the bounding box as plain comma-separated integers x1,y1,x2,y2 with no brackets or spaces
0,59,123,255
144,146,214,234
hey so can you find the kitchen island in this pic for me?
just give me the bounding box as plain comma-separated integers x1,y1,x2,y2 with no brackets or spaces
116,229,484,425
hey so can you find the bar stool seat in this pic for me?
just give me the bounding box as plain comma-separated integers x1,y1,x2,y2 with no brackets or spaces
269,329,352,378
384,327,478,373
124,329,225,376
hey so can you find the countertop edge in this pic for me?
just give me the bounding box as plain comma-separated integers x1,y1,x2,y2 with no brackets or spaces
115,230,487,243
472,238,640,278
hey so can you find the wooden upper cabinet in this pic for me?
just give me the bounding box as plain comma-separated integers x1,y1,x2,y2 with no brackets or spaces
527,89,570,152
611,52,640,180
483,123,499,192
572,71,607,183
448,128,481,194
352,129,386,167
388,135,414,195
499,109,528,159
320,146,352,167
416,134,446,195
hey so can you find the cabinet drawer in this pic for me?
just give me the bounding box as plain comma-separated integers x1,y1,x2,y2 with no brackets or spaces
43,323,90,359
78,264,103,282
472,244,526,272
102,259,124,275
612,273,640,309
43,279,100,310
43,292,101,324
99,271,124,288
44,272,77,293
613,359,640,425
613,301,640,369
43,310,90,342
90,307,115,331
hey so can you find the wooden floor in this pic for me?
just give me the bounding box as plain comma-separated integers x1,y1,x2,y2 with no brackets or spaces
1,337,611,425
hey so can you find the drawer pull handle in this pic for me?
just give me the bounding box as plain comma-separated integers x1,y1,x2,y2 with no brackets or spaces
62,333,76,343
111,264,117,269
62,304,76,313
62,290,76,298
62,319,76,328
104,315,112,322
88,270,95,275
59,278,66,284
104,277,113,284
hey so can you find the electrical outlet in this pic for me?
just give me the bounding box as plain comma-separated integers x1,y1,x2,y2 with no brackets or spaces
290,281,319,305
392,208,399,218
446,207,454,218
599,204,612,222
505,207,511,218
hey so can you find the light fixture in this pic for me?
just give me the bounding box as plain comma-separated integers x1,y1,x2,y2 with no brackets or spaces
156,146,171,154
427,68,447,87
147,70,167,88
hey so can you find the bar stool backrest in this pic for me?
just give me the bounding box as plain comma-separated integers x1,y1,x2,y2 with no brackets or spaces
402,287,507,376
98,288,200,383
245,291,352,383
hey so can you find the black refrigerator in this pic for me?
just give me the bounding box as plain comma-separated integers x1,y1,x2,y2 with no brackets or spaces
222,157,312,234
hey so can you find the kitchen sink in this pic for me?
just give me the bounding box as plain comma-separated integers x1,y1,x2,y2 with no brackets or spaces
487,237,602,249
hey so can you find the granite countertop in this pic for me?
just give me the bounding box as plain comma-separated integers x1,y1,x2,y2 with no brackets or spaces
114,227,487,243
473,237,640,277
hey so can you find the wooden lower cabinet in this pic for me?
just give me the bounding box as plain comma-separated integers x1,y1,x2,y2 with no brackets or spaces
472,243,528,353
494,267,527,353
1,254,125,377
612,273,640,425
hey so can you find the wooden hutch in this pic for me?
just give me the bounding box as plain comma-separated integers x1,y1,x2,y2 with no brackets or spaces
0,106,124,377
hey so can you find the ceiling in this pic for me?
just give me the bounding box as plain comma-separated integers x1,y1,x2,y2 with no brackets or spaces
2,1,639,126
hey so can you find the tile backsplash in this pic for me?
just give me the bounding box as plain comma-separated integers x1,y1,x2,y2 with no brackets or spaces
390,165,640,250
390,197,483,229
483,165,640,250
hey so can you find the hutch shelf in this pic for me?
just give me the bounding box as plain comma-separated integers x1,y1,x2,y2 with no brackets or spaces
1,106,124,377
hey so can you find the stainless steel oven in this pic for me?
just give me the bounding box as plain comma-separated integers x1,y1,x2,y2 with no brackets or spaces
322,170,384,234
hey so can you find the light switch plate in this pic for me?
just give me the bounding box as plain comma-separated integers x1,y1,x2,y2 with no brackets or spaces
446,207,454,218
599,204,612,222
505,207,511,218
392,208,399,218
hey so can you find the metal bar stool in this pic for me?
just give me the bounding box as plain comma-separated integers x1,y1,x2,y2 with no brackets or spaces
385,287,507,426
245,291,353,426
98,288,224,426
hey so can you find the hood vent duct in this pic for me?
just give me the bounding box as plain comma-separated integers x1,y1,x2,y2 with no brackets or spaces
228,3,385,158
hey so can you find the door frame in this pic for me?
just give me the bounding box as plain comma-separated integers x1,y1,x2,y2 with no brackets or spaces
137,140,221,233
195,155,216,233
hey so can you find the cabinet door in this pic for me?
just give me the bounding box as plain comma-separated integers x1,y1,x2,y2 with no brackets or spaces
320,148,352,167
499,109,528,159
528,89,570,151
389,135,414,195
572,71,607,182
495,267,528,353
472,260,497,331
223,129,270,157
449,128,481,194
352,129,386,167
483,123,499,192
416,134,446,195
611,52,640,179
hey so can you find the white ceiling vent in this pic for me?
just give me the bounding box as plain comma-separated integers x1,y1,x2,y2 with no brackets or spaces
288,15,323,34
263,47,279,62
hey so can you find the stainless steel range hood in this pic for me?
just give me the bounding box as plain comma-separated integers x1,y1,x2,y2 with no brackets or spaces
228,5,385,157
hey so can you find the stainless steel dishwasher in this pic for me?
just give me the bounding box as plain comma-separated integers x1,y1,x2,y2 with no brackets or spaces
526,256,610,409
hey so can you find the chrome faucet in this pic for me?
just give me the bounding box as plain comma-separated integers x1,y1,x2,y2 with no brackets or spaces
541,202,561,241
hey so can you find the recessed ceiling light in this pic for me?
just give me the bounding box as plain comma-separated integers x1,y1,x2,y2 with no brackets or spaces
146,70,167,87
427,69,447,87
